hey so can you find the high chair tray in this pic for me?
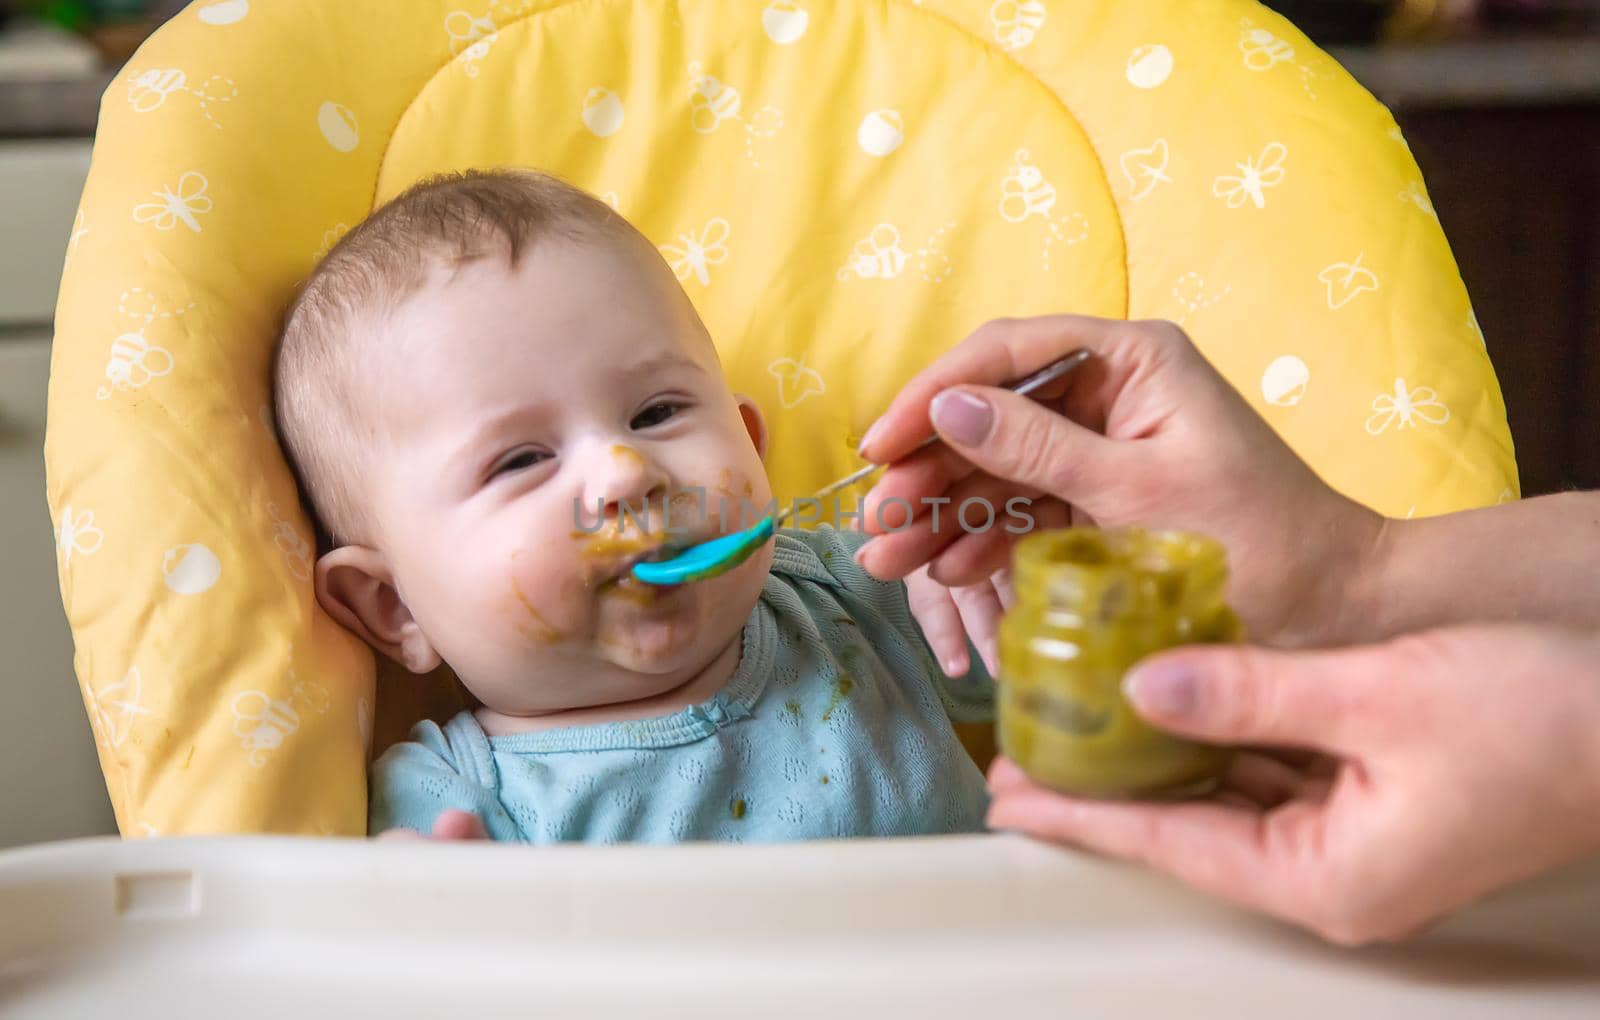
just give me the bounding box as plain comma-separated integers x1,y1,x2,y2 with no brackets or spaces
2,834,1596,1017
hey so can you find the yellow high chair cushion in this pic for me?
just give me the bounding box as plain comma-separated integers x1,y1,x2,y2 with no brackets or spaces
47,0,1517,836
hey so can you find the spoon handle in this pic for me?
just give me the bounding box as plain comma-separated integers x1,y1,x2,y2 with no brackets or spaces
773,347,1091,528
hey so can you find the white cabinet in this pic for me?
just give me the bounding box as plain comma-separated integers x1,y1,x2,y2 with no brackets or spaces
0,140,92,325
0,332,116,847
0,136,114,847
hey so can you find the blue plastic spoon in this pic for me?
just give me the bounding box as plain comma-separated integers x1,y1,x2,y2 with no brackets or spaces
632,348,1092,586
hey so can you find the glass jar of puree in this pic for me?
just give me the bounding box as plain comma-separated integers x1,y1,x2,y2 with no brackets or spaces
997,527,1241,799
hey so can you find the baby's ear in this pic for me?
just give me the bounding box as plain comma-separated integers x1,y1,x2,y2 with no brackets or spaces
734,394,768,459
315,547,442,675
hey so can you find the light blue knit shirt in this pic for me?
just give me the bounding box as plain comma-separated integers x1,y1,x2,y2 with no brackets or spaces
369,526,994,842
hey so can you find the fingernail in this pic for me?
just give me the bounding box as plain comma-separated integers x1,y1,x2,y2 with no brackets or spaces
930,389,993,446
1123,660,1197,718
853,539,873,566
943,657,966,677
856,418,886,458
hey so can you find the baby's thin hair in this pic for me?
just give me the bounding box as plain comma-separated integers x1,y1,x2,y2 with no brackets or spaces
273,169,634,548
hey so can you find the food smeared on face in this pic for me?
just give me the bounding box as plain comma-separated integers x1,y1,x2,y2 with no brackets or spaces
609,444,645,469
509,553,563,644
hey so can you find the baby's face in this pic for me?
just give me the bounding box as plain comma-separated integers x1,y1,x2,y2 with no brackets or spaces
360,234,774,716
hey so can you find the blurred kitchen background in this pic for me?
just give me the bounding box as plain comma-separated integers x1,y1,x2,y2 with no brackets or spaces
0,0,1595,849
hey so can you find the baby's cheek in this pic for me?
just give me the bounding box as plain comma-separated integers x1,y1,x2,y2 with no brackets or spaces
707,466,770,527
503,550,584,645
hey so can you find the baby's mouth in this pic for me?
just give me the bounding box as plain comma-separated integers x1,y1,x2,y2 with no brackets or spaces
615,546,668,581
585,536,689,594
596,549,687,607
575,519,719,593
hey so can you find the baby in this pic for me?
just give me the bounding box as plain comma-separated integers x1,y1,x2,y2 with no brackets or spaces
274,169,993,842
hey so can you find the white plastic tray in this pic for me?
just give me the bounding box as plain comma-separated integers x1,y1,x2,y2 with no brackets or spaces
2,834,1597,1017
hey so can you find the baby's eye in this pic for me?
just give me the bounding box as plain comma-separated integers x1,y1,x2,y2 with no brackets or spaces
490,447,550,478
630,401,684,430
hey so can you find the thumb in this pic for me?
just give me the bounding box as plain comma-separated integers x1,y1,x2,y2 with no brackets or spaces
1123,643,1389,753
929,386,1116,508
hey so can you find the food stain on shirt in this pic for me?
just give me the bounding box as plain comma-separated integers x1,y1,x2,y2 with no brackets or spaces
821,673,854,722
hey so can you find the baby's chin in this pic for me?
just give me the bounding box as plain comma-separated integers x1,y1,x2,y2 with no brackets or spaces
592,556,764,672
594,591,722,673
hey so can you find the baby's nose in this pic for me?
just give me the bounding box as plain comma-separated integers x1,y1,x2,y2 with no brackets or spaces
587,443,668,514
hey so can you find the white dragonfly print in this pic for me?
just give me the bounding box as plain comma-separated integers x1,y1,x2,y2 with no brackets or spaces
1365,378,1450,436
133,171,212,233
1213,142,1287,209
661,217,730,286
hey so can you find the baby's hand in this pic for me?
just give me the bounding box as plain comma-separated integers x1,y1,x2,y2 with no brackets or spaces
905,565,1011,678
375,809,489,841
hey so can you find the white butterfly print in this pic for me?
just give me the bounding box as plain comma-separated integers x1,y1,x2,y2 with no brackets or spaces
1365,378,1450,436
1212,142,1286,209
661,218,730,286
132,171,212,233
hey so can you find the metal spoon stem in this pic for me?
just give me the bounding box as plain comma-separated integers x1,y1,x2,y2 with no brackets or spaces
772,347,1090,527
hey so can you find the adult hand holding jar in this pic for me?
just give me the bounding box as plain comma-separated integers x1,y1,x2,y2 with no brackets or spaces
857,315,1600,945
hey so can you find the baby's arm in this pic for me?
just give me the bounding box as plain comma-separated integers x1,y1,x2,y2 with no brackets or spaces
807,526,997,721
369,721,520,840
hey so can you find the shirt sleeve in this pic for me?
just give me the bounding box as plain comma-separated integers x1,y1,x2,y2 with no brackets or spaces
796,526,997,723
368,717,523,840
